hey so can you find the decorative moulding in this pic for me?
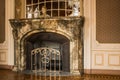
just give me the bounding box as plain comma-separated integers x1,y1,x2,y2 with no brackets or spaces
0,41,7,49
91,0,120,50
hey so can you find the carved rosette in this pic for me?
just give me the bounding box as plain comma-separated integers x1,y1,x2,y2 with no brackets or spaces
9,17,84,73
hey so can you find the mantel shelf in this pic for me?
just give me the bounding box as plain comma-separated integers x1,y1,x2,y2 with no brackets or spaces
9,16,84,22
9,16,84,29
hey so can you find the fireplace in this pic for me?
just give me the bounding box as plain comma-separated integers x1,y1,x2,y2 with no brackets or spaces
9,17,84,74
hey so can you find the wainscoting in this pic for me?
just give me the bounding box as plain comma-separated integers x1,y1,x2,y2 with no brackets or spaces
84,69,120,75
0,50,7,65
83,0,120,75
92,51,120,69
0,65,13,69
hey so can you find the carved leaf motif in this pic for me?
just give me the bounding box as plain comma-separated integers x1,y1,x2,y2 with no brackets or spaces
40,20,58,29
19,24,31,36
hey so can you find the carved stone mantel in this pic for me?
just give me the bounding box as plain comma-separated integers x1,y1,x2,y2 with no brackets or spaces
9,17,84,74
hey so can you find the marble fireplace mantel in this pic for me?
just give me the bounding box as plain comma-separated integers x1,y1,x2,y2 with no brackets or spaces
9,17,84,74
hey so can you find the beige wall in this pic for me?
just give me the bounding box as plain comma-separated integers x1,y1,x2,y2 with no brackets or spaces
0,0,14,65
84,0,120,74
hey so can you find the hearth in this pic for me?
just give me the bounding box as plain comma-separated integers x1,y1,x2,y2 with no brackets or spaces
9,17,84,74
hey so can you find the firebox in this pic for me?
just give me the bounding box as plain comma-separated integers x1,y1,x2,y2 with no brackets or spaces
25,32,70,72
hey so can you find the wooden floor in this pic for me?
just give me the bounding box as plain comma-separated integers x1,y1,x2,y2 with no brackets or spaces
0,69,120,80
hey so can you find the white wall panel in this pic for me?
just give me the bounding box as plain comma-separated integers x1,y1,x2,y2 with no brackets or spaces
0,50,7,64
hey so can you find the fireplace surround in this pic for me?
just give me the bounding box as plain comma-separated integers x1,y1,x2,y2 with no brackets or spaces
9,17,84,74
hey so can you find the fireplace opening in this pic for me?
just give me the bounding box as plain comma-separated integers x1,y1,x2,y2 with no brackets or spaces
24,32,70,72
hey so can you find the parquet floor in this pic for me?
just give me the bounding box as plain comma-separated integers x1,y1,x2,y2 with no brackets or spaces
0,69,120,80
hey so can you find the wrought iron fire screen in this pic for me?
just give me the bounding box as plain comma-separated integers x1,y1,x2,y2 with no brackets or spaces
31,47,61,73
